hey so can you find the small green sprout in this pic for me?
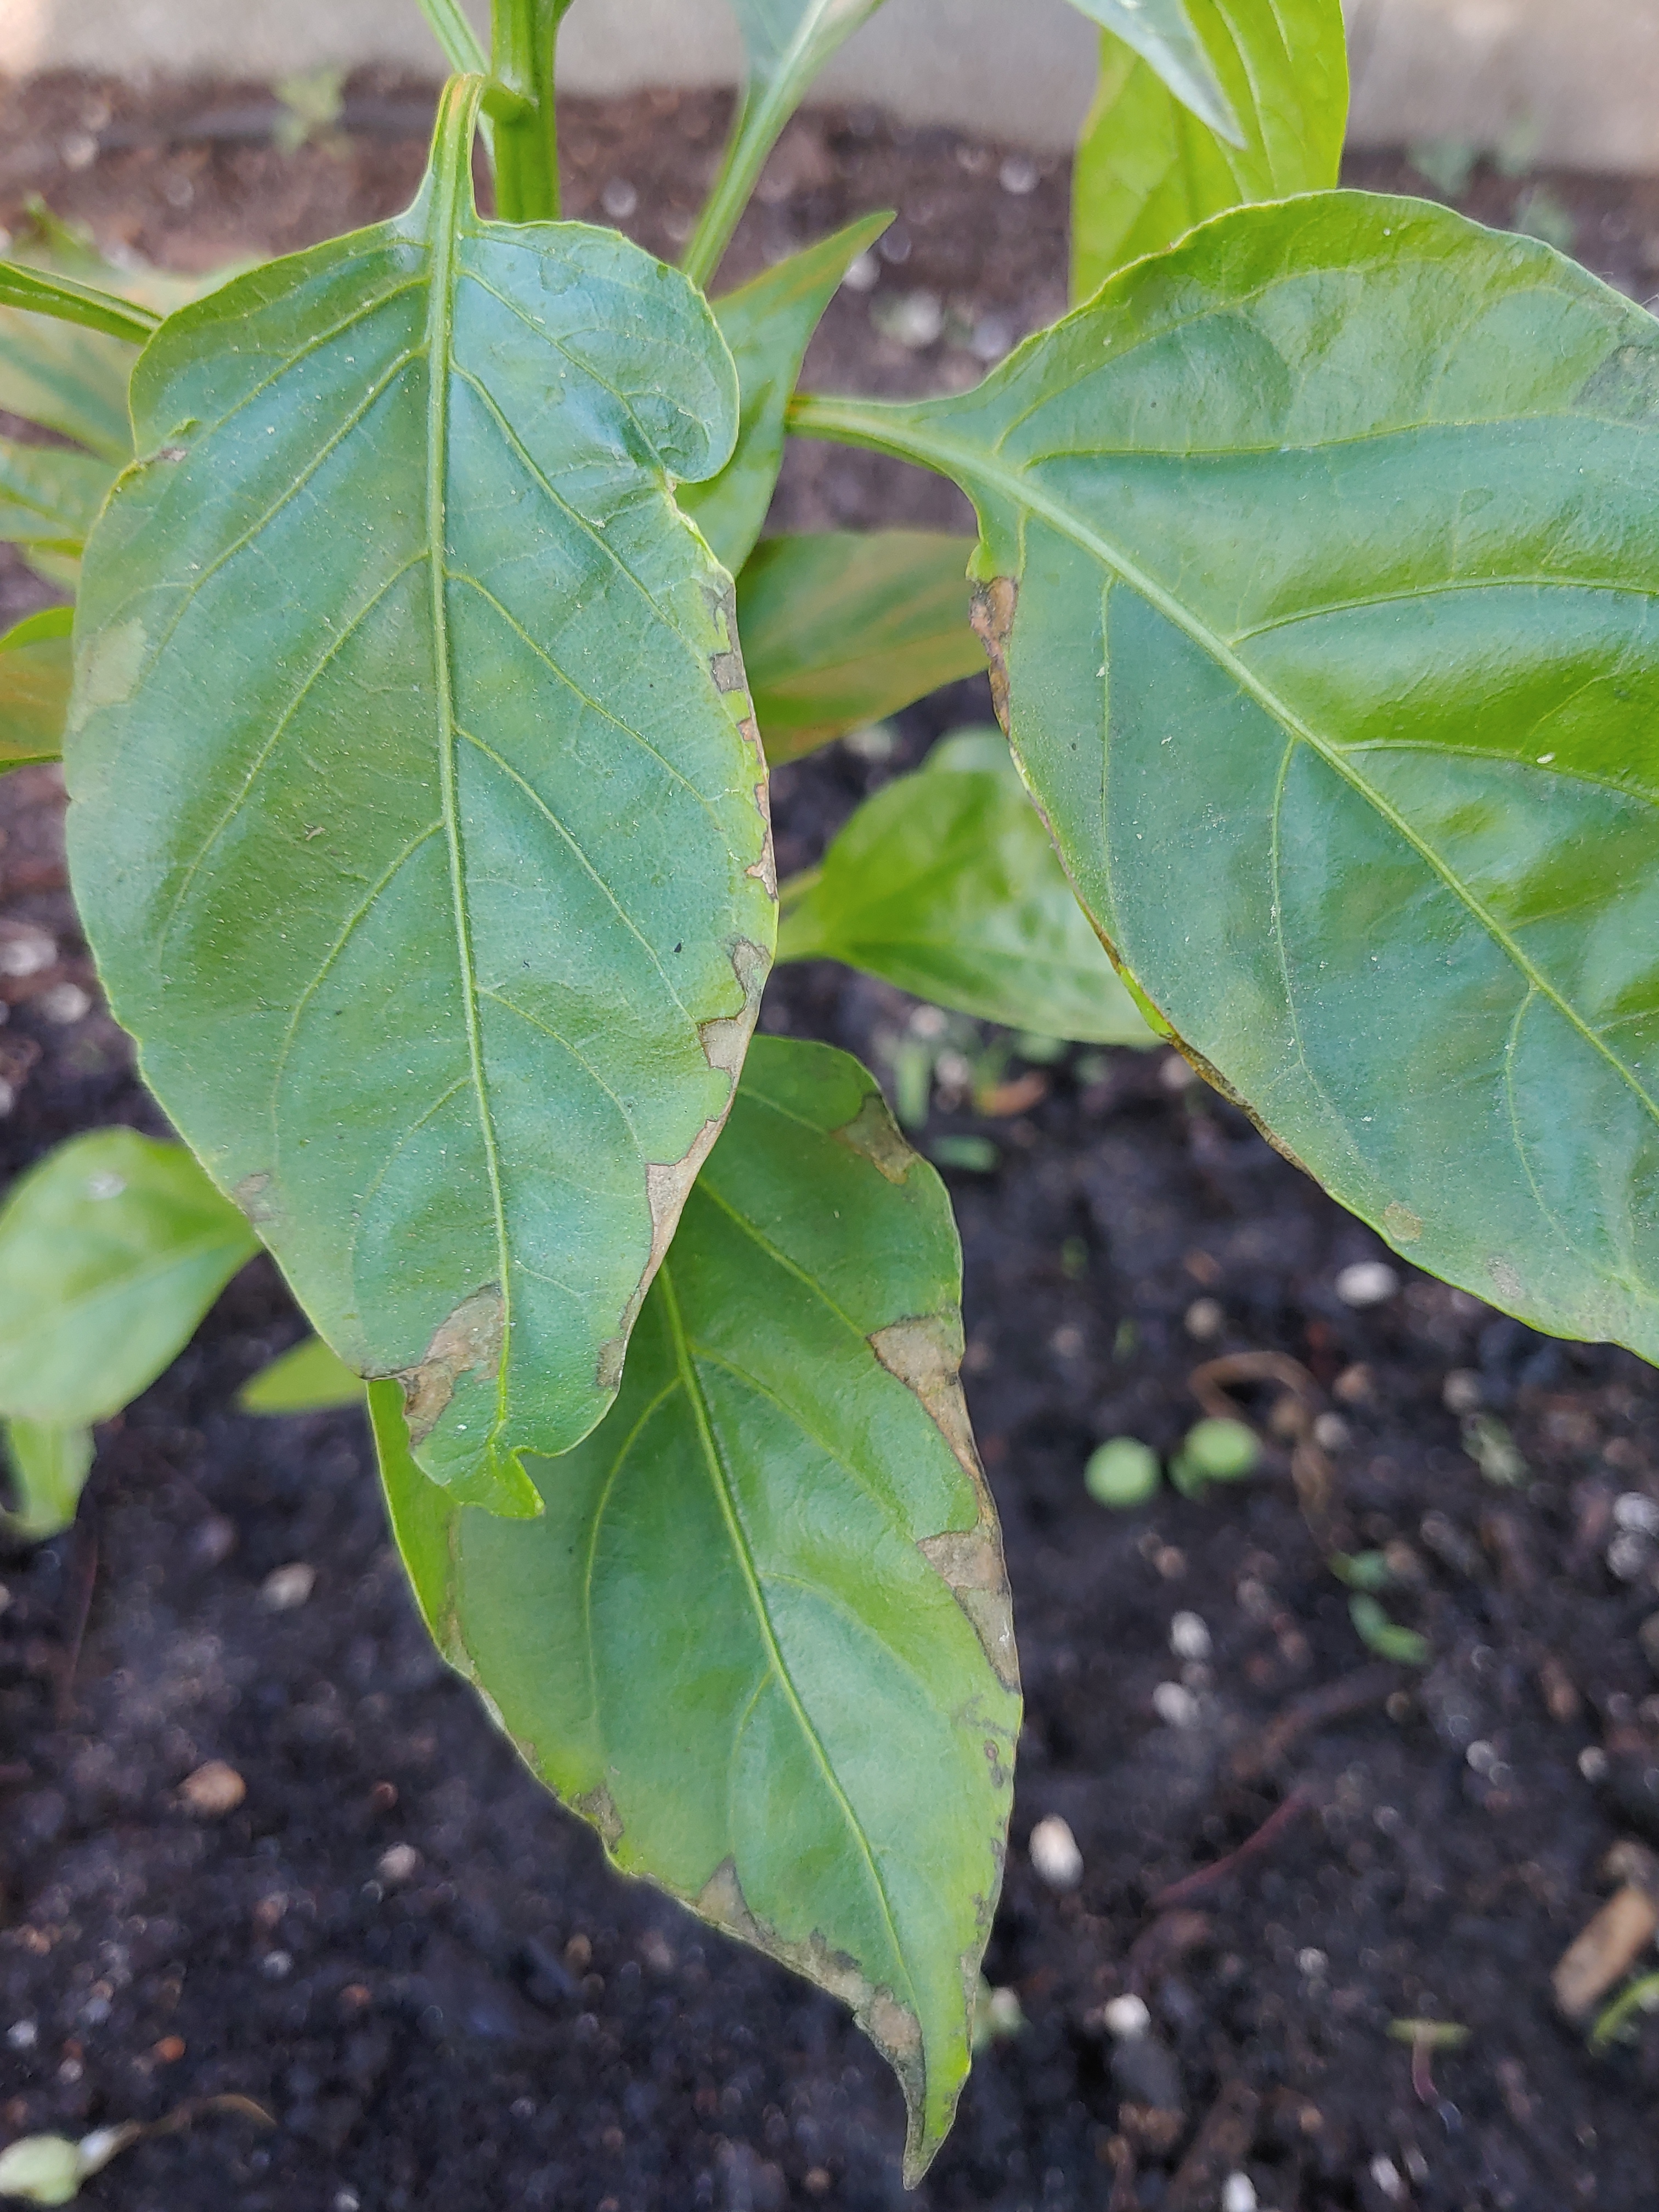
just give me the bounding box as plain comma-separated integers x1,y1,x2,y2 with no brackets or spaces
0,2126,136,2205
1085,1437,1161,1510
1349,1594,1430,1667
1170,1417,1260,1497
932,1136,1000,1173
1059,1236,1088,1281
1589,1972,1659,2053
971,1976,1025,2051
1330,1549,1392,1594
1461,1412,1528,1487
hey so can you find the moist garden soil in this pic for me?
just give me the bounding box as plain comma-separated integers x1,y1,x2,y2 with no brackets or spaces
2,72,1658,2212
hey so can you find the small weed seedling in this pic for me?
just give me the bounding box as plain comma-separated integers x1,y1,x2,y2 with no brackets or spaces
2,0,1657,2176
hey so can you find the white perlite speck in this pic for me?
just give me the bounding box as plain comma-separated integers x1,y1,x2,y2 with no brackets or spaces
1028,1814,1084,1891
1170,1611,1212,1660
1335,1261,1400,1308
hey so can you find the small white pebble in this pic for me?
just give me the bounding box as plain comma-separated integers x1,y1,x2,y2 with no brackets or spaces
1222,2177,1259,2212
1369,2154,1404,2202
1465,1740,1497,1776
876,289,944,349
970,314,1013,363
6,2019,37,2050
1101,1993,1150,2040
1184,1296,1223,1341
1336,1261,1400,1308
1153,1681,1200,1729
1159,1050,1197,1091
1297,1946,1328,1979
0,932,54,978
0,1079,16,1119
1579,1746,1610,1782
377,1843,420,1884
1312,1412,1350,1451
260,1949,293,1980
1615,1492,1659,1536
1442,1369,1483,1414
600,178,637,220
840,251,879,294
334,2193,362,2212
1028,1814,1084,1891
1169,1611,1212,1661
261,1561,316,1610
909,1003,949,1040
998,155,1039,195
1607,1532,1653,1583
40,983,91,1025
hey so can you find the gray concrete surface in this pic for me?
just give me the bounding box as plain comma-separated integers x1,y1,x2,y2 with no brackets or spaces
3,0,1657,170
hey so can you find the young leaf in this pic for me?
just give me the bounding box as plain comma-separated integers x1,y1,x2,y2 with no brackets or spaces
792,193,1659,1363
1,607,74,768
377,1034,1019,2185
413,0,489,75
1072,0,1348,298
239,1335,365,1414
0,434,118,577
780,729,1155,1044
1063,0,1242,144
0,261,160,347
736,531,983,761
0,304,134,466
684,215,890,575
2,1418,95,1543
0,1130,257,1425
67,82,775,1515
685,0,889,286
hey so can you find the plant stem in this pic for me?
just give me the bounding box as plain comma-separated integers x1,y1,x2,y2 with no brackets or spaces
414,0,488,74
489,0,566,223
681,77,794,292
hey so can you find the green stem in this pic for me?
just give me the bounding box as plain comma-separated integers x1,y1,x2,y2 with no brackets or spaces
786,390,943,471
415,0,488,74
681,77,795,292
489,0,566,223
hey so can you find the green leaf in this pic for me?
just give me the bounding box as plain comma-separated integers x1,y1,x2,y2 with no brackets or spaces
1072,0,1348,299
685,216,891,575
239,1335,366,1414
779,729,1155,1043
685,0,890,285
0,259,160,347
0,607,74,767
66,82,775,1515
736,531,984,762
376,1034,1019,2185
0,1129,257,1424
789,192,1659,1363
2,1419,95,1543
0,434,117,570
413,0,489,74
1063,0,1243,143
0,304,133,466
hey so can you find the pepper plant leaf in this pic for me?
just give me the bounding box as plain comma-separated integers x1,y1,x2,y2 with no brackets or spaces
1072,0,1347,299
737,531,983,761
1,608,75,767
240,1335,366,1414
66,81,775,1515
684,215,890,574
791,193,1659,1361
1063,0,1242,144
2,1418,95,1542
780,729,1155,1043
0,303,134,465
685,0,889,285
377,1034,1018,2185
0,260,160,347
0,1129,258,1425
0,433,117,575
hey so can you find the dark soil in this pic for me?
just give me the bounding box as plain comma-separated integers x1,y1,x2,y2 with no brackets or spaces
3,72,1659,2212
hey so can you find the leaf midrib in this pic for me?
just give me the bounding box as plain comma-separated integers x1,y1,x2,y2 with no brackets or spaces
827,404,1659,1143
657,1256,917,2019
425,92,513,1462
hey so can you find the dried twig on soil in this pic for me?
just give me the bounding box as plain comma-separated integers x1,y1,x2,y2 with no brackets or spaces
1149,1790,1313,1910
1229,1664,1402,1784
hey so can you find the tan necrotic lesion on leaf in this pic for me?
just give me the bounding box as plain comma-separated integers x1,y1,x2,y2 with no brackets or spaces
969,577,1017,729
870,1310,1020,1698
695,1854,927,2160
396,1283,505,1444
596,936,774,1393
834,1091,917,1184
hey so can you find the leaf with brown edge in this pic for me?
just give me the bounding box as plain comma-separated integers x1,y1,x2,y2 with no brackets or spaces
376,1034,1020,2184
66,82,775,1513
